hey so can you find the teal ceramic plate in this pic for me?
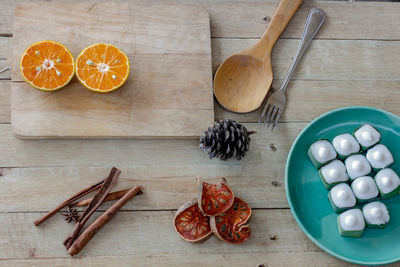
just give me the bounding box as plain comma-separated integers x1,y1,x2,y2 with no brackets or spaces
286,106,400,265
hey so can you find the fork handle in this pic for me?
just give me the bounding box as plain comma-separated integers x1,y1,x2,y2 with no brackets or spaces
280,8,326,92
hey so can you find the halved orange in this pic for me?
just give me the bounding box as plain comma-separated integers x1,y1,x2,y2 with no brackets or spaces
75,43,130,93
20,40,75,91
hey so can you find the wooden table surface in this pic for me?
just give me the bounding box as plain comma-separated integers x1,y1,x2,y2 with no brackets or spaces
1,0,400,266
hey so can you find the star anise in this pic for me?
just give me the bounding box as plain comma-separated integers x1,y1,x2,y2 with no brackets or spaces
60,206,80,223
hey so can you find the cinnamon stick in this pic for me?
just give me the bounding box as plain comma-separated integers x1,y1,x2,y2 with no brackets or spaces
64,167,121,249
68,186,143,256
34,179,104,227
73,189,136,207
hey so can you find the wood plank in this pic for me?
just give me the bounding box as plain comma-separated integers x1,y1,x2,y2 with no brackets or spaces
5,33,400,82
5,79,400,124
0,37,10,80
0,252,358,266
0,80,10,123
0,123,303,167
7,38,400,82
5,37,400,125
6,37,400,86
212,38,400,80
207,0,400,40
11,79,214,138
1,0,400,40
0,210,326,259
12,3,213,80
0,164,288,211
215,80,400,122
11,2,214,138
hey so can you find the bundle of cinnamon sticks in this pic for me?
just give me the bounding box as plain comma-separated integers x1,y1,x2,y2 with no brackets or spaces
34,167,143,256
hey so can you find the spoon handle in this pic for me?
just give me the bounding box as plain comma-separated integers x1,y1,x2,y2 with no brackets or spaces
257,0,303,59
280,8,326,92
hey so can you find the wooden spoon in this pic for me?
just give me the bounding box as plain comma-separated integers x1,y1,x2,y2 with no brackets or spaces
214,0,304,113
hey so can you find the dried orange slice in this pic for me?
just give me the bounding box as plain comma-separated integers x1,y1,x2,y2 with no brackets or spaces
20,40,75,91
197,177,234,216
174,199,212,243
210,197,251,244
75,43,130,93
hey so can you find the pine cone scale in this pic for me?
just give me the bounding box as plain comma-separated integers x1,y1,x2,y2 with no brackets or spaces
199,119,255,161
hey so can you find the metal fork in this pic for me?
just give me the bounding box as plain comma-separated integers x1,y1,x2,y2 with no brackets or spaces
259,8,326,129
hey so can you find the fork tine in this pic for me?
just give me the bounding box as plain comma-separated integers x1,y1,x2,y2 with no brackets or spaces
258,104,270,124
263,105,272,125
271,109,282,131
267,106,276,128
263,105,274,125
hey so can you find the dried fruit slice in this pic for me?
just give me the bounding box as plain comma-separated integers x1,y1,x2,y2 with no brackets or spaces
210,197,251,244
20,40,75,91
75,43,130,93
174,199,212,243
197,177,234,216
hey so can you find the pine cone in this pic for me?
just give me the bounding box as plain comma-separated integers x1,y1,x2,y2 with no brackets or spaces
199,119,256,160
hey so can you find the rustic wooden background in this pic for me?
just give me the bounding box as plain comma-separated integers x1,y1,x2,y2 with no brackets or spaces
1,0,399,266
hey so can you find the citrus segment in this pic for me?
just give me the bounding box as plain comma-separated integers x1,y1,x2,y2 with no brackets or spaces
75,43,130,93
197,177,235,216
210,197,251,244
20,41,75,91
174,199,212,243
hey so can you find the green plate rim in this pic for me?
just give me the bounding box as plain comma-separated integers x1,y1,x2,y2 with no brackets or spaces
285,106,400,266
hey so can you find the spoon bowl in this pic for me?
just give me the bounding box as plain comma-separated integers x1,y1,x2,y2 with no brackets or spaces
214,55,272,113
213,0,303,113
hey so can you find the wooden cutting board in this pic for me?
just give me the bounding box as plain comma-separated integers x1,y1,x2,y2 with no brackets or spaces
11,2,214,139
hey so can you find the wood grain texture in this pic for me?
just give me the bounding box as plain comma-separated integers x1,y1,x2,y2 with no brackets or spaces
5,33,400,82
0,253,359,267
0,210,325,259
0,122,303,167
212,38,400,80
11,2,213,138
207,0,400,40
5,37,400,81
0,80,10,123
1,0,400,40
6,79,400,125
0,37,10,80
0,164,289,212
215,80,400,122
5,37,400,126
